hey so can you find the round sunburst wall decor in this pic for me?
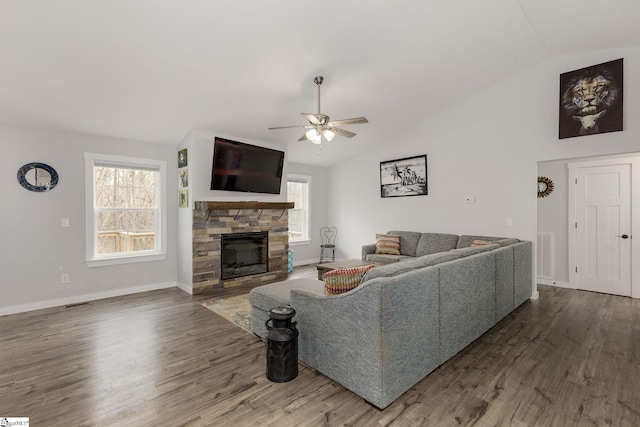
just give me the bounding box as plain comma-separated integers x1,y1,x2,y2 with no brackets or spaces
537,176,554,198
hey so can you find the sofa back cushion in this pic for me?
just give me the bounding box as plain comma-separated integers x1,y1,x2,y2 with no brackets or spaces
385,231,423,256
419,251,463,266
452,243,500,257
456,235,503,248
493,238,521,246
415,233,459,256
361,258,427,283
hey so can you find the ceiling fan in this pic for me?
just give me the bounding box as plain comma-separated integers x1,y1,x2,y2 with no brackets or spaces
268,76,368,145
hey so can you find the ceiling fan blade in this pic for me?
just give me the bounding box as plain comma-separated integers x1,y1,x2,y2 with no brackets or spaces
302,113,322,125
269,125,307,130
328,127,357,138
326,117,368,127
298,133,310,141
269,124,315,131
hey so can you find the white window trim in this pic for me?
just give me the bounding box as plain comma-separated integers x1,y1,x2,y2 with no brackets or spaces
84,153,167,267
288,174,311,244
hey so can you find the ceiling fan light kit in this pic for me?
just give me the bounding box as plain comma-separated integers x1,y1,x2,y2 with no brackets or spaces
269,76,368,147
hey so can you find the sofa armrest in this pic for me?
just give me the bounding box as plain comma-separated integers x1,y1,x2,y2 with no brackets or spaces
361,243,376,260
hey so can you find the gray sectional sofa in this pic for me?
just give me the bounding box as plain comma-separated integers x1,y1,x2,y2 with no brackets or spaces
249,231,532,409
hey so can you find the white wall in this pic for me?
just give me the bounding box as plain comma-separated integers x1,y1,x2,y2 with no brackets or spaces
287,162,329,266
0,123,177,314
328,47,640,298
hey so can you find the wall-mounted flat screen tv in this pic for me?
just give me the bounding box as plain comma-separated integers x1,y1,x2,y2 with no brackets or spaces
210,137,285,194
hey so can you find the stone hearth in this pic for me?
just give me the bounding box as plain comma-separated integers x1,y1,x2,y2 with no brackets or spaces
192,201,294,294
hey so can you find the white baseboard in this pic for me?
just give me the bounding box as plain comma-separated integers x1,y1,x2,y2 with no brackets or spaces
176,281,192,295
293,258,320,267
537,277,574,289
0,281,177,317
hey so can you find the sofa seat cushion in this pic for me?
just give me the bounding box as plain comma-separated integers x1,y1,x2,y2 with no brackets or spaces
249,278,325,339
456,235,503,248
375,234,401,255
323,265,376,294
249,278,324,310
415,233,460,256
365,253,412,264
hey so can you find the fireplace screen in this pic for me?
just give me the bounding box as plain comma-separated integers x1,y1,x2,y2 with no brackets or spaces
221,232,268,280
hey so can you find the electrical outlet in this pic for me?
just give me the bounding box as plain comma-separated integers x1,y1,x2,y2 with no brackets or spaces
506,217,514,226
61,218,70,227
61,274,70,284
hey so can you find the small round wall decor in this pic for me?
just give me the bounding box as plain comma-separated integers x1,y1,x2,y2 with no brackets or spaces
17,162,59,192
537,176,554,198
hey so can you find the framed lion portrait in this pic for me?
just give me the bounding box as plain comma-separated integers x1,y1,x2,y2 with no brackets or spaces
559,58,623,139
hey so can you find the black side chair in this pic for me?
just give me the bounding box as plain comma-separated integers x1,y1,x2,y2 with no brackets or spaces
319,226,337,263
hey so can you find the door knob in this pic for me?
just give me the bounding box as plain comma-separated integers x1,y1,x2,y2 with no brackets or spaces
615,234,629,239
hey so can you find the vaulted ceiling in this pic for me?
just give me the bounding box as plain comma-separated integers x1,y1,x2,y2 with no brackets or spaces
2,1,639,166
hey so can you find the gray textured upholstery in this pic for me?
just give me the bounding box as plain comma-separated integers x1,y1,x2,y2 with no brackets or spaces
364,253,412,264
361,257,428,283
494,237,521,247
249,278,323,339
361,243,377,261
494,246,515,321
387,230,422,256
438,253,497,363
451,243,500,257
415,232,459,256
456,235,504,249
419,251,463,266
292,267,440,410
513,241,533,306
363,231,458,263
251,232,533,409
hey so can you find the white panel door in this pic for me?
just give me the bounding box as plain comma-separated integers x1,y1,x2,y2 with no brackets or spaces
575,164,631,296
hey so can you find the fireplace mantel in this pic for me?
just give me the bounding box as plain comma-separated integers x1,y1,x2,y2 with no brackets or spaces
203,201,294,210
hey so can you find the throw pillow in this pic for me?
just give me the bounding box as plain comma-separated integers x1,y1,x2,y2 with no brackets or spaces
323,265,376,295
375,234,401,255
470,239,492,247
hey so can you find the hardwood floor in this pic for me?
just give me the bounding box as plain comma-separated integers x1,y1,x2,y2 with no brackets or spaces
1,267,639,426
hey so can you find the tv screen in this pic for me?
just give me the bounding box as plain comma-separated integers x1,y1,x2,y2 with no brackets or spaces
210,137,285,194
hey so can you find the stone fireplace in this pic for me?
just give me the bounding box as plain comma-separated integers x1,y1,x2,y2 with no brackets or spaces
192,201,294,294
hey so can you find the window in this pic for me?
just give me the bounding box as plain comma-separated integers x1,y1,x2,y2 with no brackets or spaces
287,175,310,243
85,153,167,266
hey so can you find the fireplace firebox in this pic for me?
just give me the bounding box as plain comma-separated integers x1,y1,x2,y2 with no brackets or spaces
221,231,269,280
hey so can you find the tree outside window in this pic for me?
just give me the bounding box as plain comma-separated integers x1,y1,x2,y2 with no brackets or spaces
95,166,157,254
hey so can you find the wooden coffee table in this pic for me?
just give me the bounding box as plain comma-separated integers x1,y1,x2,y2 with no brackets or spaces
316,259,376,280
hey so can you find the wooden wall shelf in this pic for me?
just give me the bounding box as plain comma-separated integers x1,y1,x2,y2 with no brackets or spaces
204,201,295,210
